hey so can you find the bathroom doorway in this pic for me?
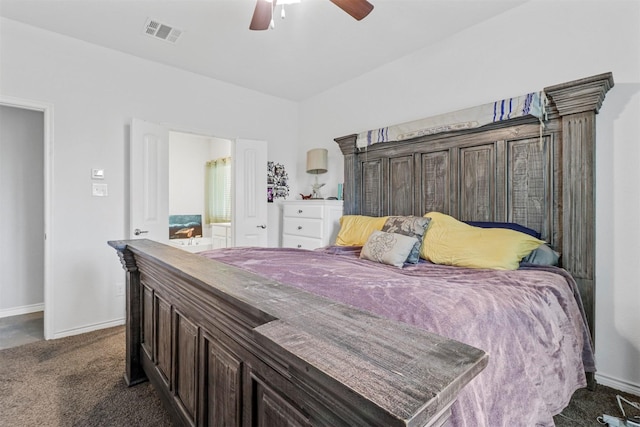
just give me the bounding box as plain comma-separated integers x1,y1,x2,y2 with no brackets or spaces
168,131,232,251
129,118,268,248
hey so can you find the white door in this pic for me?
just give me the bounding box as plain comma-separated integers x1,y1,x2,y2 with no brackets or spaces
129,118,169,241
232,139,268,247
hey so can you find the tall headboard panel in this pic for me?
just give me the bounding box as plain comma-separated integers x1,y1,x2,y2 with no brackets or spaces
336,72,613,345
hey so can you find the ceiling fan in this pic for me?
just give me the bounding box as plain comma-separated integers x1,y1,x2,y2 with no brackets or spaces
250,0,374,31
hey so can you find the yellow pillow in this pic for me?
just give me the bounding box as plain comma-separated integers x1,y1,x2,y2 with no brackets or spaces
335,215,389,246
421,212,544,270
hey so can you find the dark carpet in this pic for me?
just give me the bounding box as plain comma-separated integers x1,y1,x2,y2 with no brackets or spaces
0,326,637,426
556,383,639,426
0,326,173,427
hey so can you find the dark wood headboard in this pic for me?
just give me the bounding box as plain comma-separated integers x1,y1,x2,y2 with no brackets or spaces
335,72,614,346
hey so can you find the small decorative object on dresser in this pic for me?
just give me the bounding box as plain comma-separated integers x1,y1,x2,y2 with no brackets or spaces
281,199,343,249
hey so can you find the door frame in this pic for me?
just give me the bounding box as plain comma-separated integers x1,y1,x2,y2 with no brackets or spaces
165,123,234,240
0,95,54,340
160,123,267,247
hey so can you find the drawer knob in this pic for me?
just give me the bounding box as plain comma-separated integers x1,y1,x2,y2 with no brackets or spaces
297,226,302,230
298,209,303,214
297,244,302,248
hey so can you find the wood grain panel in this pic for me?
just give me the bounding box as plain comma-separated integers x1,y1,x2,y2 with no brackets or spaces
361,159,383,217
419,150,450,215
206,337,243,427
459,144,495,221
175,312,198,425
334,135,359,215
389,156,413,215
506,136,550,236
142,285,154,361
256,380,311,427
562,113,595,279
562,112,596,346
156,295,172,387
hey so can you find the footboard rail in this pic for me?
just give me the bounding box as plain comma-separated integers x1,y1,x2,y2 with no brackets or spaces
110,239,488,427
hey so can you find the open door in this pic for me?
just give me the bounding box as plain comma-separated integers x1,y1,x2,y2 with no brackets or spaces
232,139,268,247
130,120,267,247
129,118,169,242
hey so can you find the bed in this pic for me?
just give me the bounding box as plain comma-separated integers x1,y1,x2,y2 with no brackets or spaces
110,72,613,426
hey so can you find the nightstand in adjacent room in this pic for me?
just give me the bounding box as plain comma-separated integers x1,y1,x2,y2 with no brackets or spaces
281,200,343,250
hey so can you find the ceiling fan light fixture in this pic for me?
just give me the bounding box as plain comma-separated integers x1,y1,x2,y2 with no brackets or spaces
250,0,372,31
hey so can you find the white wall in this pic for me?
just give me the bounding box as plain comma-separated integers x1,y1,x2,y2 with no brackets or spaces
299,1,640,394
0,106,44,315
169,132,211,221
0,18,300,337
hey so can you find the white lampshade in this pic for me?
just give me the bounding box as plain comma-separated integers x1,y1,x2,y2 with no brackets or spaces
306,148,328,174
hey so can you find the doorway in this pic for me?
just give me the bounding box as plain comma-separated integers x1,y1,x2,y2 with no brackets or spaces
168,131,232,251
129,118,268,248
0,97,53,341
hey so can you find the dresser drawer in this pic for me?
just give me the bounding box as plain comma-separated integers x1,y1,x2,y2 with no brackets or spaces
283,204,323,219
283,218,323,239
282,235,323,250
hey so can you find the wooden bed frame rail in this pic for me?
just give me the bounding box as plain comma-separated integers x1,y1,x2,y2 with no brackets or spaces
110,239,488,427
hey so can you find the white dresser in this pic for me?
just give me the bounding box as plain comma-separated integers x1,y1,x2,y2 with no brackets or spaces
281,200,343,250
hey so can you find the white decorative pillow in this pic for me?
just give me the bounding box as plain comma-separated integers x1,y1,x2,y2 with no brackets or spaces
360,230,419,268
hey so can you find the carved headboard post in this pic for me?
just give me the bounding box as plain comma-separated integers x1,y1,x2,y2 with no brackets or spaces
335,134,360,215
108,240,147,387
544,72,614,350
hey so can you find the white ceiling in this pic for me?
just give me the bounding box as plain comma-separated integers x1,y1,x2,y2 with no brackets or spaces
0,0,526,101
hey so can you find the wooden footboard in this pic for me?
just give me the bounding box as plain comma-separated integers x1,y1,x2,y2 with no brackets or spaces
110,239,488,427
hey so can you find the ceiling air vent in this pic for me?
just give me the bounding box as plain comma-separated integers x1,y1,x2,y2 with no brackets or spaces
144,18,182,44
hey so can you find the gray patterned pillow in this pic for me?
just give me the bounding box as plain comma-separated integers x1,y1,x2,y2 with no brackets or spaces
360,231,419,268
381,216,431,263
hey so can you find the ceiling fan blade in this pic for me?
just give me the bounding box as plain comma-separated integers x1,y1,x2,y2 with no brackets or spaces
329,0,374,21
250,0,275,31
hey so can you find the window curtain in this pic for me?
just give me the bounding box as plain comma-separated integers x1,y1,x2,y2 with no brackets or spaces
205,157,231,223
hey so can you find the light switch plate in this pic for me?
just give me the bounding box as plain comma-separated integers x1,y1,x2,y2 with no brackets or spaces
92,183,108,197
91,168,105,179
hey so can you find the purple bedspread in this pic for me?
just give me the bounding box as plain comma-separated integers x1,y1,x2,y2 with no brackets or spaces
200,246,594,427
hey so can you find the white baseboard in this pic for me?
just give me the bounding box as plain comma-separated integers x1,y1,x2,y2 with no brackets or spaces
53,317,125,340
0,303,44,319
596,373,640,397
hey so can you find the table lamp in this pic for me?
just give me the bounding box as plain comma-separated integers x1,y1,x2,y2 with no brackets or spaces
306,148,328,199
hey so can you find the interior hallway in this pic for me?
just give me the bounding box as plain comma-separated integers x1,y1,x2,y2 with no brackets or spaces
0,311,44,350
